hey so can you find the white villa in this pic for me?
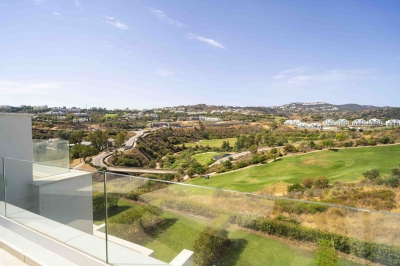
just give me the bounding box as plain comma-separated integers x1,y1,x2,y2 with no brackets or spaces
284,119,301,126
386,119,400,127
336,119,349,126
322,119,336,126
199,116,221,122
368,118,382,126
297,122,309,129
308,123,322,129
352,119,368,126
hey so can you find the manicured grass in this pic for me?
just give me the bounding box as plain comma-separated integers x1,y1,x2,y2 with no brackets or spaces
192,152,229,166
104,113,117,118
187,145,400,192
184,138,237,148
111,200,360,265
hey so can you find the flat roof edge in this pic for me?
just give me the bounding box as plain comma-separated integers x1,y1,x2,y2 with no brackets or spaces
0,113,34,117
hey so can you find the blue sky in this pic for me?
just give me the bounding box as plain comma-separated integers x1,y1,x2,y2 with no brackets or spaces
0,0,399,109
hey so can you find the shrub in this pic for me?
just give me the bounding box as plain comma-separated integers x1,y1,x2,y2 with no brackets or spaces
315,239,338,266
302,177,314,188
193,215,231,266
313,176,329,189
385,175,400,188
274,200,327,214
93,192,119,214
362,169,380,180
287,183,305,193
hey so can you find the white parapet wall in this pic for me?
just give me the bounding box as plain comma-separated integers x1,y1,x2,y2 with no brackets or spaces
0,113,34,210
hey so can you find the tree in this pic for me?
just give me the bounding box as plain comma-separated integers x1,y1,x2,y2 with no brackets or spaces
302,177,314,188
115,131,127,147
335,133,345,141
313,176,329,189
222,160,232,169
87,130,109,150
322,139,335,149
284,143,297,153
249,145,258,154
315,239,338,266
362,169,380,180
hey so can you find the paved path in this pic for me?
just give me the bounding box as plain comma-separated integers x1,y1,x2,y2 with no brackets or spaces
125,130,145,149
92,152,111,168
210,146,284,167
108,167,178,174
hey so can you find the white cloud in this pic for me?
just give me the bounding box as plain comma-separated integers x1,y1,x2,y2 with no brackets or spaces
52,12,60,15
102,41,113,48
34,0,45,4
150,9,184,28
74,0,82,9
271,68,376,86
103,16,128,30
155,69,182,81
156,69,175,77
186,33,226,49
287,75,312,85
0,81,63,95
273,67,307,79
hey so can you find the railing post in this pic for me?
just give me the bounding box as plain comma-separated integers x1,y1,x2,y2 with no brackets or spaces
103,171,109,264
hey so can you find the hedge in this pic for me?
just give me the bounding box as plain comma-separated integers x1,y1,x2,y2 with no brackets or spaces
149,197,400,266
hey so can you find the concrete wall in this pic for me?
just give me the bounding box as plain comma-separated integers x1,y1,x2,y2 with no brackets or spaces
0,114,34,210
34,172,94,234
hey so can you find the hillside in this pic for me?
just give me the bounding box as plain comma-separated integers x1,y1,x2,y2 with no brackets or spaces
187,144,400,192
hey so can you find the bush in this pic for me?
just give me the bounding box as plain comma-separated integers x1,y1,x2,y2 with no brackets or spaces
193,215,231,266
274,200,327,214
385,175,400,188
302,177,314,188
93,192,119,214
363,169,380,180
287,183,305,193
313,176,329,189
315,239,338,266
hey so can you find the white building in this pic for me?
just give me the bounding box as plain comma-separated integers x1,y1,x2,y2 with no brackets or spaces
33,105,48,111
336,119,349,126
73,118,89,123
352,119,367,126
386,119,400,127
199,116,221,122
284,120,301,126
309,123,322,129
0,105,12,109
74,112,89,117
368,118,382,126
68,107,81,113
46,111,65,116
297,122,309,128
323,119,336,126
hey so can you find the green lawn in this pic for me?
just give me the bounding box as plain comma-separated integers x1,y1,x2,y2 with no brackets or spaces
192,152,230,166
184,138,237,148
106,200,360,266
104,113,117,118
187,145,400,192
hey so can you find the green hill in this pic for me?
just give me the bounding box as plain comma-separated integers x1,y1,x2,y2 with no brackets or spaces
187,145,400,192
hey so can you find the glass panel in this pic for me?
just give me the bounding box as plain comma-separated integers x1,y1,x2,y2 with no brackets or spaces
105,172,400,266
3,158,107,262
0,157,4,216
32,139,70,178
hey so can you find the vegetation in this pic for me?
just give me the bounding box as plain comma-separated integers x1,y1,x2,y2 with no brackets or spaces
315,239,338,266
188,145,400,192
